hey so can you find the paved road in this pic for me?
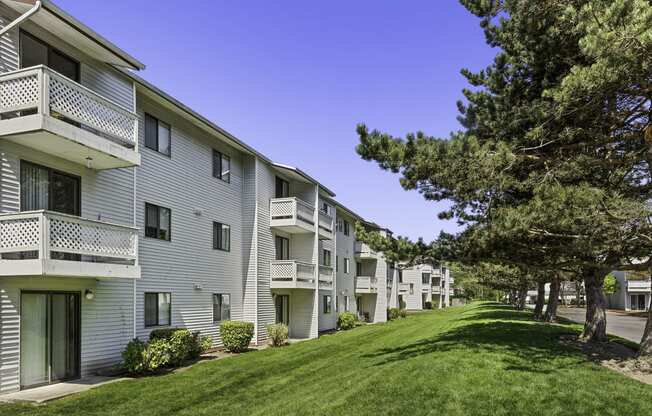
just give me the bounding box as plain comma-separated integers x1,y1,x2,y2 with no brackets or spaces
556,307,647,344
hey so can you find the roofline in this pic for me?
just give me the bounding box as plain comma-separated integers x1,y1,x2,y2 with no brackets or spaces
122,69,274,165
272,163,336,197
41,0,145,70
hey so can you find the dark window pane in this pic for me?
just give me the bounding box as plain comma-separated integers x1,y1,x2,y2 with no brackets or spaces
275,177,289,198
144,293,158,327
20,31,48,69
213,294,222,322
212,151,221,179
221,154,230,182
49,49,79,82
50,171,79,215
145,114,158,151
145,204,158,238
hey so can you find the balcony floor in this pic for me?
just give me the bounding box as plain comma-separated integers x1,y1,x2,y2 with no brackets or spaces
0,114,140,169
0,259,140,279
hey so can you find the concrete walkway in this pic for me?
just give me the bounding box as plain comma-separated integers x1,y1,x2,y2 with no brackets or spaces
0,376,126,404
556,306,647,344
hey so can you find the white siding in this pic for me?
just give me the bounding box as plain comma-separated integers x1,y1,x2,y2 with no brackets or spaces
134,96,245,346
0,4,18,73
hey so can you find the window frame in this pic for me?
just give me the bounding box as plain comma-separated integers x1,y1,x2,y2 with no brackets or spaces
275,176,290,198
343,220,350,236
323,295,332,314
212,149,231,183
422,273,431,285
344,258,350,274
20,160,81,216
145,203,172,241
213,293,231,323
275,235,290,260
19,30,80,82
213,222,231,252
322,249,331,267
144,113,172,157
144,292,171,328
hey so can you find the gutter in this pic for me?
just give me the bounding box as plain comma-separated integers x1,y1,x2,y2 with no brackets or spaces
0,0,41,38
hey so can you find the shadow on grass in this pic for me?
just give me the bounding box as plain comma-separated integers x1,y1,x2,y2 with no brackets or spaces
363,303,585,373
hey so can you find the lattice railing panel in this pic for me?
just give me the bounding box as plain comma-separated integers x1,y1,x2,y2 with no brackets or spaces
49,73,136,145
0,217,40,252
270,199,294,219
49,215,136,259
0,73,39,112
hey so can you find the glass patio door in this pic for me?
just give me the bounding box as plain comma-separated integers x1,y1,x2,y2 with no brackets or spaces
275,295,289,326
20,292,81,389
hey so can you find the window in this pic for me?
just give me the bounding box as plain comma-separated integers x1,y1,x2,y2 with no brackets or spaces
212,150,231,183
213,294,231,322
398,270,403,283
410,283,414,295
422,273,431,285
275,236,289,260
145,203,171,241
145,292,171,327
343,221,350,236
322,249,331,267
144,113,171,156
631,294,647,311
213,222,231,251
275,176,289,198
323,295,332,314
344,258,350,274
21,161,80,216
356,261,362,277
320,201,330,216
344,296,350,312
336,219,344,232
336,255,339,272
20,31,79,82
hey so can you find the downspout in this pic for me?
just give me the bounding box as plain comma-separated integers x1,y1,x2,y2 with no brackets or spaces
0,1,42,38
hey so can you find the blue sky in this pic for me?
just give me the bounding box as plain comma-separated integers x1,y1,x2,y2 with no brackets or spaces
58,0,496,241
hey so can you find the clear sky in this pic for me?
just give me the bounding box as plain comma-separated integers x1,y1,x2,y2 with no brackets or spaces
57,0,496,241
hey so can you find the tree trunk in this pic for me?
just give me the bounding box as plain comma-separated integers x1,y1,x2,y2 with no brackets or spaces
533,281,546,320
638,275,652,357
580,268,609,342
544,275,560,322
516,289,527,311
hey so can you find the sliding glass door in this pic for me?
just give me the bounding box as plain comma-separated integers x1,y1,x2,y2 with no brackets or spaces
275,295,289,326
20,292,81,389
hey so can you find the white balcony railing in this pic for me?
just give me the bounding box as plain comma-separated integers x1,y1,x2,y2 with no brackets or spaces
355,241,377,258
319,264,334,289
355,276,378,293
0,65,138,147
0,210,139,278
318,209,334,236
398,282,410,293
270,260,315,289
628,280,651,291
270,197,314,225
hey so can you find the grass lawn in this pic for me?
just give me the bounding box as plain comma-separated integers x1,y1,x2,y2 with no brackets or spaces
3,302,652,415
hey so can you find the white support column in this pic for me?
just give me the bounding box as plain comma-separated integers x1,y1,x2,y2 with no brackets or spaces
312,185,320,339
444,266,451,307
438,266,443,309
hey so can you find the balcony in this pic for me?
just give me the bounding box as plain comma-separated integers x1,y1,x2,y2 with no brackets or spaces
317,209,334,240
270,260,316,289
0,66,140,169
318,265,334,290
270,197,315,234
627,280,651,292
0,210,140,279
355,276,378,294
354,242,377,259
398,283,410,294
431,285,442,294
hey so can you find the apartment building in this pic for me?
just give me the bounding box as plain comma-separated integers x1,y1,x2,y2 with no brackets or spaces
400,264,453,310
0,0,425,394
607,271,651,312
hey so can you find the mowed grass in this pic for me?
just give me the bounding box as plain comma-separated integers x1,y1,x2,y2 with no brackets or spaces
3,302,652,416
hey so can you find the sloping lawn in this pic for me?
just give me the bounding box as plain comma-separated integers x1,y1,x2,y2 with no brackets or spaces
3,302,652,415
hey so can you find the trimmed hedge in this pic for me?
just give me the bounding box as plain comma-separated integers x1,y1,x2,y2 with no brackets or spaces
121,329,212,375
337,312,357,330
266,323,289,347
220,321,254,352
424,301,433,310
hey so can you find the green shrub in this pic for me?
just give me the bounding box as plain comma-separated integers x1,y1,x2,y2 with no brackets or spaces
143,339,171,371
148,327,181,341
168,329,193,366
122,338,147,374
388,308,400,320
188,332,213,359
266,323,289,347
424,301,433,310
399,309,407,318
337,312,357,330
220,321,254,352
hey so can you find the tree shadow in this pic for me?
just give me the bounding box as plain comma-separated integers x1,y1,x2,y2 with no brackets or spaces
362,303,585,373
